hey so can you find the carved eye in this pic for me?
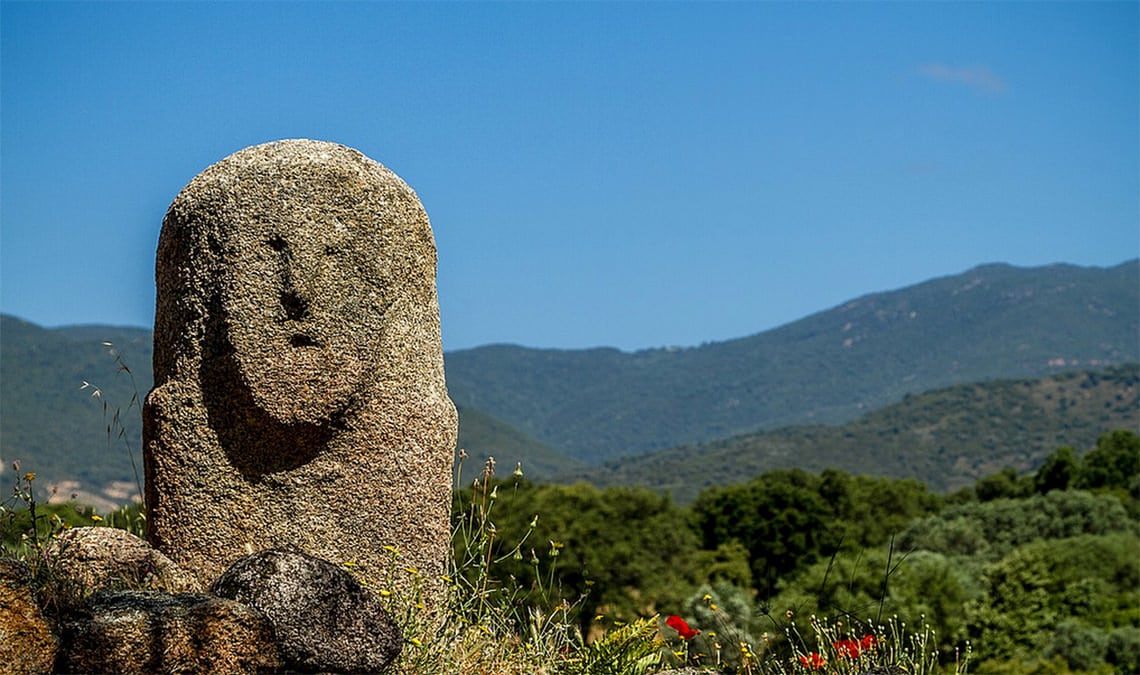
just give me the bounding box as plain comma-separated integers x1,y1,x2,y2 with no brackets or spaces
268,236,287,251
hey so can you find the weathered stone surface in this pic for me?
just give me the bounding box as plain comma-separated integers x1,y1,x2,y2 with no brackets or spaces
47,526,203,598
0,558,57,675
212,549,402,673
55,590,281,675
145,139,457,609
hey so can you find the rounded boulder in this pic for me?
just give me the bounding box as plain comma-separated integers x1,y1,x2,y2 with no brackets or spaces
211,549,402,673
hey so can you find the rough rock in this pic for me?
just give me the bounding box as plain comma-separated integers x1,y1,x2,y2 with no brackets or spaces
47,526,203,599
0,558,57,675
212,549,402,673
55,590,281,675
144,139,457,609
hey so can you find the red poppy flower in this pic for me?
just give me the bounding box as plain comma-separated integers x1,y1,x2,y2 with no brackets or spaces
799,652,827,670
860,634,878,651
665,615,700,640
833,638,861,658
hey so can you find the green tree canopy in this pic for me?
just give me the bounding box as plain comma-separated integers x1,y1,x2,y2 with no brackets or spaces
691,469,835,591
1078,429,1140,492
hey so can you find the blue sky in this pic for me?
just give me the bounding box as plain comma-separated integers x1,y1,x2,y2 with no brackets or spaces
2,2,1137,352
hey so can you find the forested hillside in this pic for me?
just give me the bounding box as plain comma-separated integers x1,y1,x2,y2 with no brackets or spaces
446,260,1139,462
566,365,1140,501
0,315,154,509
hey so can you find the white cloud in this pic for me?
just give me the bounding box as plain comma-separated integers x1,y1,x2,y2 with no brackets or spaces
916,63,1008,94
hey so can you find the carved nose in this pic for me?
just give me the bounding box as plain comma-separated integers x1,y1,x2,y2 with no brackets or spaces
281,287,309,320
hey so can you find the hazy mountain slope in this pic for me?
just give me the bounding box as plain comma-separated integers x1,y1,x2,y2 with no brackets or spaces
0,315,153,507
455,405,584,480
445,260,1139,463
563,365,1140,503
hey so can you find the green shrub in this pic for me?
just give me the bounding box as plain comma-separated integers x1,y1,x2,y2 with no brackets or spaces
965,533,1140,665
1046,620,1110,672
1107,627,1140,674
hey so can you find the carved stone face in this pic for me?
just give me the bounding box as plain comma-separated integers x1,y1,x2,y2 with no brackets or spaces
149,140,455,612
217,198,392,426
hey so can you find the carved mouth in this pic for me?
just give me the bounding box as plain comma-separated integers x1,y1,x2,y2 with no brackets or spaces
290,334,319,348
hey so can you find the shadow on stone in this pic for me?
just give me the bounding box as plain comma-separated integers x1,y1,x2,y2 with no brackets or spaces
56,590,281,675
199,313,336,481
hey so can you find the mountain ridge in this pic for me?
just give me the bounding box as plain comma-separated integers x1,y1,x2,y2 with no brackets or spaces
445,259,1139,462
1,258,1136,505
461,260,1131,354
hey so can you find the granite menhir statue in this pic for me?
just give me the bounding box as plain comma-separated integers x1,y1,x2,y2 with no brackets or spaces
144,140,457,610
